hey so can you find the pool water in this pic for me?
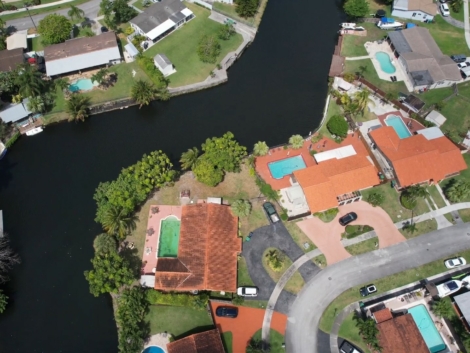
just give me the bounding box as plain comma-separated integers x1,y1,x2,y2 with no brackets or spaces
375,51,396,74
69,79,96,92
142,346,165,353
385,115,412,139
408,305,446,353
157,217,180,257
268,155,306,179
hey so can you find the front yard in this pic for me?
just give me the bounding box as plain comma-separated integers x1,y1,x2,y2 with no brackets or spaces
143,2,243,87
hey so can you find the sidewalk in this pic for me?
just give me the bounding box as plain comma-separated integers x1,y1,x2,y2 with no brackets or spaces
1,0,75,15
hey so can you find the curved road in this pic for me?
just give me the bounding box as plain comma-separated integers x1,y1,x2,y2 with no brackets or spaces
285,222,470,353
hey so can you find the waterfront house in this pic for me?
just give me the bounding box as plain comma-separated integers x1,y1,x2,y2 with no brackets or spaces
154,53,176,76
0,48,25,73
453,292,470,331
387,27,461,90
391,0,435,22
129,0,194,43
166,329,225,353
44,32,122,77
0,99,32,125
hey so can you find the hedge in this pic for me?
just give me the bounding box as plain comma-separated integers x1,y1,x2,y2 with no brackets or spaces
343,225,374,239
136,56,169,89
146,290,208,310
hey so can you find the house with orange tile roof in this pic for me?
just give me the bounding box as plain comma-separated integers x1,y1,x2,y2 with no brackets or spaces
369,126,467,189
140,203,241,293
166,329,225,353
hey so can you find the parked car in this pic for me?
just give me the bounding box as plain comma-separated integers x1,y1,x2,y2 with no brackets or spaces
440,3,450,16
444,257,467,269
215,306,238,318
100,26,108,33
359,284,377,297
340,340,362,353
451,54,467,63
339,212,357,226
237,286,258,297
458,62,468,68
263,202,280,223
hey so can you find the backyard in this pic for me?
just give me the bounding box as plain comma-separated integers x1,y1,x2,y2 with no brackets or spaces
143,2,243,87
0,0,90,21
340,23,386,58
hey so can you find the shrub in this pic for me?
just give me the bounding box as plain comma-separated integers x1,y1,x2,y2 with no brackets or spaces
256,178,279,200
280,212,288,221
136,56,169,89
218,24,235,40
146,290,209,309
265,249,284,272
367,192,385,207
327,115,348,138
309,150,317,156
343,225,374,239
5,131,20,148
124,26,135,35
197,35,221,63
232,295,244,305
400,193,416,210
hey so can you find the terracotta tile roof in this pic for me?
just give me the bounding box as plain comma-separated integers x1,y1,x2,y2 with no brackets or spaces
154,203,241,292
377,314,429,353
294,155,380,213
373,308,393,324
167,329,225,353
370,126,467,187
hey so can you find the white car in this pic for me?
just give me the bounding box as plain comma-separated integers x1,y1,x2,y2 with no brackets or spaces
444,257,467,269
237,286,258,297
440,3,450,16
458,62,470,68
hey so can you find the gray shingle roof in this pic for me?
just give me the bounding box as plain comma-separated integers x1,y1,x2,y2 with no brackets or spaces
130,0,186,33
154,53,172,69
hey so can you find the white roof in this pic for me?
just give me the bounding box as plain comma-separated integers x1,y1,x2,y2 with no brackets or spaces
425,110,446,127
338,78,352,91
417,126,444,140
181,8,193,17
140,275,155,287
0,99,31,123
7,31,27,50
314,145,356,163
207,197,222,204
124,43,139,57
45,46,121,76
455,292,470,326
147,19,176,40
286,185,306,206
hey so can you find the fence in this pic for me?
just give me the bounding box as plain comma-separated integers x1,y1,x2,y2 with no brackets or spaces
188,0,212,9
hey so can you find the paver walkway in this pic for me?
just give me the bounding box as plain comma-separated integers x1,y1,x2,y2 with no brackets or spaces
210,302,287,353
441,13,465,29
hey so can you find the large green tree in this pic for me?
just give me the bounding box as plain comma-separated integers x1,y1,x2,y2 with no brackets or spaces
102,206,137,239
38,14,72,45
431,298,454,318
327,115,349,137
197,35,221,63
113,0,137,23
180,147,199,170
66,94,90,122
93,233,117,254
131,79,157,108
84,252,134,296
353,313,381,351
0,71,19,96
15,65,44,98
343,0,369,18
200,131,247,173
353,89,374,116
192,156,224,187
236,0,259,18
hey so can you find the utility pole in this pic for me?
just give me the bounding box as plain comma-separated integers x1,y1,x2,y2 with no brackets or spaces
24,6,37,31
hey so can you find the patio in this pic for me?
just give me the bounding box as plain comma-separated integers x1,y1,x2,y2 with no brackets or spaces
144,333,170,352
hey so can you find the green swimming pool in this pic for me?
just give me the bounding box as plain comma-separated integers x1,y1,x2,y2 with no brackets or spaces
157,217,181,257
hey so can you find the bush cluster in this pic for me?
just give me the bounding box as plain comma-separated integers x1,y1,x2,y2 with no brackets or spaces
136,56,169,89
146,290,209,310
327,115,348,138
256,178,279,200
343,225,374,239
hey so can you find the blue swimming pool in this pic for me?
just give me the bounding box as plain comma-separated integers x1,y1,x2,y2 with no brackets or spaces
142,346,165,353
408,305,446,353
385,115,412,139
69,79,96,92
268,155,306,179
375,51,396,74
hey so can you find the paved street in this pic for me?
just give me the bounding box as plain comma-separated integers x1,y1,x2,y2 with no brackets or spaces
285,222,470,353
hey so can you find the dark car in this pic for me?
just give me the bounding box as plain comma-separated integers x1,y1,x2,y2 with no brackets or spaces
339,212,357,226
359,284,377,297
101,26,108,33
263,202,280,223
216,306,238,318
451,54,467,63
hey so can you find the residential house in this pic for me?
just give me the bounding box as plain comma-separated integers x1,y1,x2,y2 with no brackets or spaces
166,329,225,353
154,53,176,76
369,126,466,189
129,0,194,43
387,27,461,90
0,48,25,73
453,291,470,331
0,99,32,126
391,0,436,22
44,31,122,77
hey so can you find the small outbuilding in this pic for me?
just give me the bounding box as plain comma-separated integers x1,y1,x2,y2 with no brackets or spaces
425,110,447,127
6,31,28,50
124,42,140,60
154,53,176,77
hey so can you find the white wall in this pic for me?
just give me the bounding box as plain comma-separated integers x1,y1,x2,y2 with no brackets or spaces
391,9,434,21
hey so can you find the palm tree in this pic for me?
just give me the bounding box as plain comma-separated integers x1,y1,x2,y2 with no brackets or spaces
289,134,304,149
102,206,137,239
54,77,70,91
68,5,85,21
403,221,417,234
405,185,428,202
93,233,117,254
445,180,470,203
230,199,252,217
158,87,171,101
358,65,368,79
26,95,46,113
353,313,381,351
15,64,44,98
431,298,454,318
91,68,109,86
131,79,156,108
253,141,269,156
66,94,90,122
180,147,199,170
353,89,374,116
450,0,463,12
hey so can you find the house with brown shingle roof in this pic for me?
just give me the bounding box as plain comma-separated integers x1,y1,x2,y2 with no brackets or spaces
377,314,429,353
369,126,466,189
387,27,461,90
166,329,225,353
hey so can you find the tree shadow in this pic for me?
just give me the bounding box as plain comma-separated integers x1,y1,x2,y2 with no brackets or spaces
119,247,143,278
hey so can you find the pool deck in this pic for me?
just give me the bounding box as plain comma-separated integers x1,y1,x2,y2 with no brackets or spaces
141,205,182,274
144,333,170,352
377,111,426,135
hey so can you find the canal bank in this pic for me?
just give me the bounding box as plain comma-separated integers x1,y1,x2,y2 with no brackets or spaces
0,0,344,352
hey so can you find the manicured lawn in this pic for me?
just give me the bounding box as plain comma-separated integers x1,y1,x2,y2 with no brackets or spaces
313,254,327,268
319,248,470,333
262,247,305,294
318,98,343,141
338,313,372,353
399,219,437,239
250,329,285,353
345,238,378,256
238,256,255,287
341,23,386,57
143,2,243,87
0,0,90,20
342,224,374,239
450,7,465,22
240,203,269,239
28,36,44,51
133,0,146,10
460,209,470,222
146,305,213,338
284,220,316,252
427,185,446,208
314,208,339,223
212,0,268,28
221,331,233,353
420,86,454,108
440,153,470,199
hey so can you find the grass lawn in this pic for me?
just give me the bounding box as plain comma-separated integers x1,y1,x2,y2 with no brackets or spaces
319,248,470,333
0,0,90,20
427,185,446,208
284,220,316,252
450,7,465,22
133,0,145,10
313,254,327,269
143,2,243,87
420,86,454,107
28,36,43,51
314,208,339,223
345,238,378,256
399,219,437,239
318,98,343,141
238,256,255,287
338,312,372,353
212,0,268,28
221,331,233,353
341,23,386,57
460,209,470,222
240,203,269,238
342,225,374,239
250,329,285,353
262,247,305,294
146,305,213,338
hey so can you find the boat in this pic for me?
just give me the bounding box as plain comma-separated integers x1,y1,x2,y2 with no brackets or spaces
436,279,463,298
340,23,366,31
25,127,44,136
377,18,404,30
0,142,6,160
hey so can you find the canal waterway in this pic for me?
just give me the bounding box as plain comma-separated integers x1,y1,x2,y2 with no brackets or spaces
0,0,343,351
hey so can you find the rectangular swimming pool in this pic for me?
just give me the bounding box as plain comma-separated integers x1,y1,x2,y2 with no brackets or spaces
408,304,446,353
385,115,412,139
157,217,181,257
268,155,306,179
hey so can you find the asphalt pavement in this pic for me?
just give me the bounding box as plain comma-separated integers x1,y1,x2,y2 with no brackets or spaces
285,222,470,353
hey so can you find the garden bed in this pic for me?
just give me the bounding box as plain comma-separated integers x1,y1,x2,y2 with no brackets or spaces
262,247,305,294
342,224,374,239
